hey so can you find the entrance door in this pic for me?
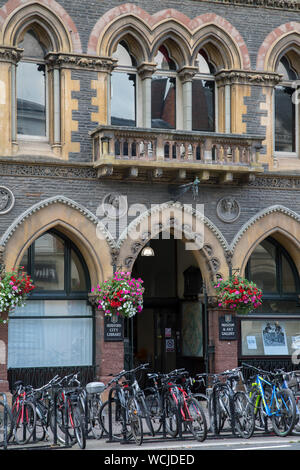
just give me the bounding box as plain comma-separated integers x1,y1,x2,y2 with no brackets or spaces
133,301,205,375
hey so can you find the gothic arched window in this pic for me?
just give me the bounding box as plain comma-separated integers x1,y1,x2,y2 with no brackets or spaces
8,230,93,369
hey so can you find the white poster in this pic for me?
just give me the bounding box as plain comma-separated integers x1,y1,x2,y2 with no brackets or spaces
247,336,257,350
262,322,288,355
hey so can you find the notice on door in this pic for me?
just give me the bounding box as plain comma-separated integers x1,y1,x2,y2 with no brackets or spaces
165,338,175,352
104,315,124,342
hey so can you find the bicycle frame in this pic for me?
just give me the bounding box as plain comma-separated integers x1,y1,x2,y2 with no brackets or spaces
256,374,287,417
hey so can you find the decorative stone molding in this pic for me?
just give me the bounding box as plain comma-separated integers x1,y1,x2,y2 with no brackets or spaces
215,69,282,87
230,205,300,252
46,53,117,72
0,196,115,250
190,0,300,10
0,46,22,64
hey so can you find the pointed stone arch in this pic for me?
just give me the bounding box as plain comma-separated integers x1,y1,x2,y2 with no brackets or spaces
1,196,113,286
116,201,230,294
256,22,300,72
231,205,300,276
0,0,81,53
87,4,250,70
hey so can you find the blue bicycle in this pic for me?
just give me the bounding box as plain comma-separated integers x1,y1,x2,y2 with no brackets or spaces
243,364,297,437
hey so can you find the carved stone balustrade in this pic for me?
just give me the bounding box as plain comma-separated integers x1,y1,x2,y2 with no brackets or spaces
90,126,264,183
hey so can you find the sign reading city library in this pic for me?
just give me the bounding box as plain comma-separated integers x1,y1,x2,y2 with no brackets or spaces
219,315,237,341
104,315,124,342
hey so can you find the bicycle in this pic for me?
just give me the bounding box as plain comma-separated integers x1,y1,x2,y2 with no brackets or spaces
196,369,255,439
243,363,297,437
0,392,12,449
163,369,207,442
51,372,86,449
10,381,37,445
99,368,140,444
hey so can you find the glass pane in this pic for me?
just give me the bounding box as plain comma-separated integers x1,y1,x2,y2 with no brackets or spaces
282,254,296,293
253,299,300,314
17,62,46,136
275,86,295,152
192,79,215,131
10,300,92,317
71,249,87,291
241,319,300,356
151,76,176,129
249,240,277,293
33,233,65,291
8,316,93,368
111,72,136,126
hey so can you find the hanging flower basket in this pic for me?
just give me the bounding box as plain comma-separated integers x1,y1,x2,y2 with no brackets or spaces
213,275,263,315
0,267,35,323
92,271,144,319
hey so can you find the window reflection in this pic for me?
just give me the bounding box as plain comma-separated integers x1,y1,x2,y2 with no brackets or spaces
17,62,46,136
17,29,47,137
151,76,176,129
111,72,136,126
275,86,295,152
275,57,298,153
192,80,215,131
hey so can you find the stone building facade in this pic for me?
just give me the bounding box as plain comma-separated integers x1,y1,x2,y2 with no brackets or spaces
0,0,299,390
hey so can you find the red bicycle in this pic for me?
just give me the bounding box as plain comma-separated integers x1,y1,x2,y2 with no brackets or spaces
10,382,36,445
165,369,207,442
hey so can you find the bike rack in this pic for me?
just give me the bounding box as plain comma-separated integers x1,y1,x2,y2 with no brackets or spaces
107,386,131,444
52,390,72,448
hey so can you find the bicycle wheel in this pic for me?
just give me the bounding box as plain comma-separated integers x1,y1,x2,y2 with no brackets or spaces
0,400,12,449
250,390,269,432
208,391,223,435
163,394,179,438
185,396,207,442
233,392,255,439
13,401,36,445
145,393,162,435
128,397,143,445
49,400,76,446
89,397,103,439
139,394,154,437
193,394,211,433
99,399,132,440
271,388,296,437
72,406,86,449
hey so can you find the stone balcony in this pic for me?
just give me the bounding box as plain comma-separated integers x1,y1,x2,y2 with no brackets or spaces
91,126,264,183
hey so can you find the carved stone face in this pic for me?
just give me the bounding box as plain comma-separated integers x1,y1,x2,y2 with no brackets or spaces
0,187,14,214
0,192,9,211
217,197,240,223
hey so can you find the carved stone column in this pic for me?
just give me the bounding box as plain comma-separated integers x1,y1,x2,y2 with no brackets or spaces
178,66,198,131
138,62,157,128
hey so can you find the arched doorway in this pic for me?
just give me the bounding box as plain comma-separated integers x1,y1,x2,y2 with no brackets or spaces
7,229,94,387
131,233,206,375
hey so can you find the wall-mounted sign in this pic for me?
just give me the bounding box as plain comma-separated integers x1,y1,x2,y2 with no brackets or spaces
104,315,124,342
219,315,237,341
165,338,175,352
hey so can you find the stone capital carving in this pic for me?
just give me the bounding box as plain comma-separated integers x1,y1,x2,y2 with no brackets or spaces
215,69,282,87
178,66,198,83
46,52,117,72
0,47,23,64
137,62,157,80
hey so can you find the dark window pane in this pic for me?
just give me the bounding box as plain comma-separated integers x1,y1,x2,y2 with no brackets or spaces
17,62,46,136
111,72,136,126
249,240,278,293
275,86,295,152
33,233,65,291
71,249,87,291
192,79,215,131
282,255,296,293
151,76,176,129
